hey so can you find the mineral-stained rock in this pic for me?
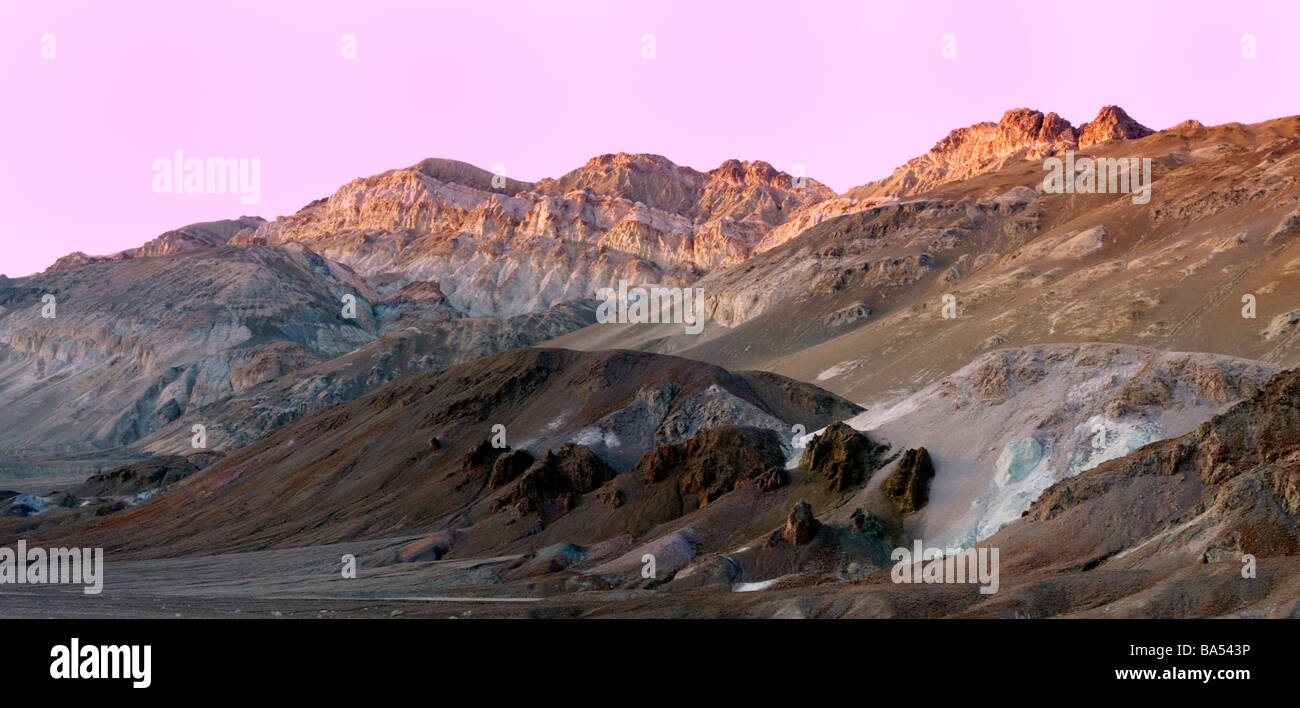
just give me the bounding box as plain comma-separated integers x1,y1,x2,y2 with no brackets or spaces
800,422,889,493
783,501,820,545
48,492,79,509
883,447,936,514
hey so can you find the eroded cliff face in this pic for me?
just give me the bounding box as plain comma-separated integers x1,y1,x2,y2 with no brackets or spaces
231,154,836,316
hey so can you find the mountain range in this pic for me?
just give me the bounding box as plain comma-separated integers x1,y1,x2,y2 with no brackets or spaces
1,105,1297,619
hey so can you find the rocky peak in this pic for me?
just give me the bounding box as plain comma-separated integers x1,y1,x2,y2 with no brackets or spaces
934,107,1077,158
535,152,702,207
707,158,784,188
534,152,827,218
212,151,839,317
1077,105,1154,148
46,251,119,272
413,157,534,195
45,217,267,273
848,105,1152,199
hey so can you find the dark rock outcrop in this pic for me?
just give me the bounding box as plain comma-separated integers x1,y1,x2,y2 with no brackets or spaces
48,492,79,508
395,529,464,562
882,447,935,514
488,449,535,489
634,425,786,508
669,555,743,589
461,439,504,475
820,301,872,328
513,542,586,576
752,467,788,493
72,455,204,497
492,444,616,518
800,422,889,493
597,487,623,509
850,508,885,537
783,501,820,545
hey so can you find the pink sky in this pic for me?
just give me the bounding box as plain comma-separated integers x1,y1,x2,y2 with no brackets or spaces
1,0,1297,277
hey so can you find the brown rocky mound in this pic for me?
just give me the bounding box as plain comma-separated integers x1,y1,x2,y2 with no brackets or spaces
783,501,820,545
491,444,616,519
488,449,535,489
634,425,787,508
72,454,217,497
882,447,935,514
800,422,890,493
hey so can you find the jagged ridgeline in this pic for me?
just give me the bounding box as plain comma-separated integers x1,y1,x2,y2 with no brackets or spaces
2,108,1298,618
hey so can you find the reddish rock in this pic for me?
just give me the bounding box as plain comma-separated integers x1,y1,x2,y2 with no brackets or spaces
848,105,1152,199
1077,105,1154,148
783,501,820,545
